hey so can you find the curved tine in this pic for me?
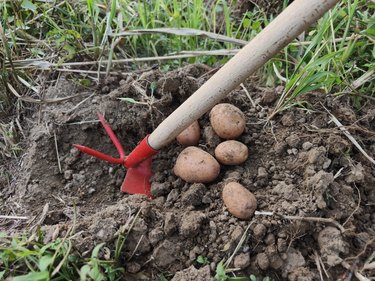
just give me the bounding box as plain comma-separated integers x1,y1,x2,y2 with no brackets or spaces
97,113,126,160
73,144,123,164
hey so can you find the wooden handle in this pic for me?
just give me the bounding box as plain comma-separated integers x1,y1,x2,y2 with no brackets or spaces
148,0,340,150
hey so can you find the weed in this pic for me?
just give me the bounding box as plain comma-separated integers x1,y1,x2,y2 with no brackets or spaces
215,260,228,281
0,231,79,280
196,255,209,265
0,207,144,280
214,259,250,281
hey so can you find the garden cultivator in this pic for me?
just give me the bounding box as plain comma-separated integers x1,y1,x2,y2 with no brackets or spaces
74,113,157,197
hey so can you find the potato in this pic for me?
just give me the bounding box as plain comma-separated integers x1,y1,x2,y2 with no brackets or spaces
176,120,200,146
210,103,246,139
174,147,220,183
215,140,248,165
222,182,257,219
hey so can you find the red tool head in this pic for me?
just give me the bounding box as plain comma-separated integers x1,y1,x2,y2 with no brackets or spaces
122,158,153,197
73,113,158,198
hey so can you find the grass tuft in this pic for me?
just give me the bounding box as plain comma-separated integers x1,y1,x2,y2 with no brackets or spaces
271,0,374,116
0,207,143,280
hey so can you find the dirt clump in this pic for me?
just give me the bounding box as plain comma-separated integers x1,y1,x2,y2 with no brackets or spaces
171,265,214,281
318,226,349,267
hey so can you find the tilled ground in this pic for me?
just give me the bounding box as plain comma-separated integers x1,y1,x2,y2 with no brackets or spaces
2,64,375,280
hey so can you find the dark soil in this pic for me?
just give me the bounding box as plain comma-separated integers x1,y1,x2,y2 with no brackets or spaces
2,64,375,280
233,0,285,16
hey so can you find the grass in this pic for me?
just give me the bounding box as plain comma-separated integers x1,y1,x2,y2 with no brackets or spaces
0,0,372,115
271,0,375,117
0,207,143,281
0,0,374,279
0,231,126,281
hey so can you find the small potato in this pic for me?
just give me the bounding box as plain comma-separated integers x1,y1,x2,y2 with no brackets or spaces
215,140,248,165
210,103,245,139
222,182,257,219
176,120,200,146
174,147,220,183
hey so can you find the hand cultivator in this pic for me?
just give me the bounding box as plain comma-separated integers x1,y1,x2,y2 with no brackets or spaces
74,0,340,198
74,113,157,198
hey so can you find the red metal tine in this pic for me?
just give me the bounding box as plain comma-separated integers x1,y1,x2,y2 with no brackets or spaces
97,113,126,161
73,113,126,165
73,144,124,164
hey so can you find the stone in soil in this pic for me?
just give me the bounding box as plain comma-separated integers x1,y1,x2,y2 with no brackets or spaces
346,163,365,183
260,90,278,105
281,112,295,126
126,262,141,274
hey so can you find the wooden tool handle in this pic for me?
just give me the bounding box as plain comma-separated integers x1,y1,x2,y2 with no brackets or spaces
148,0,340,150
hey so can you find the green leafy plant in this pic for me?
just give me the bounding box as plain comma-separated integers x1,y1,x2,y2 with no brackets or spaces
196,255,209,265
214,260,248,281
0,229,126,280
215,260,228,281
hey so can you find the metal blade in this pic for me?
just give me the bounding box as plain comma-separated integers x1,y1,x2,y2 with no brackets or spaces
121,158,153,198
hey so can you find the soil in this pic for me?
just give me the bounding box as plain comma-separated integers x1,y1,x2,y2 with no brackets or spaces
1,64,375,281
233,0,285,16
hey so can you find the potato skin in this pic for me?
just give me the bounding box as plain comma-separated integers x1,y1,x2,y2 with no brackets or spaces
215,140,248,165
174,147,220,183
222,182,257,219
210,103,245,139
176,120,200,146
